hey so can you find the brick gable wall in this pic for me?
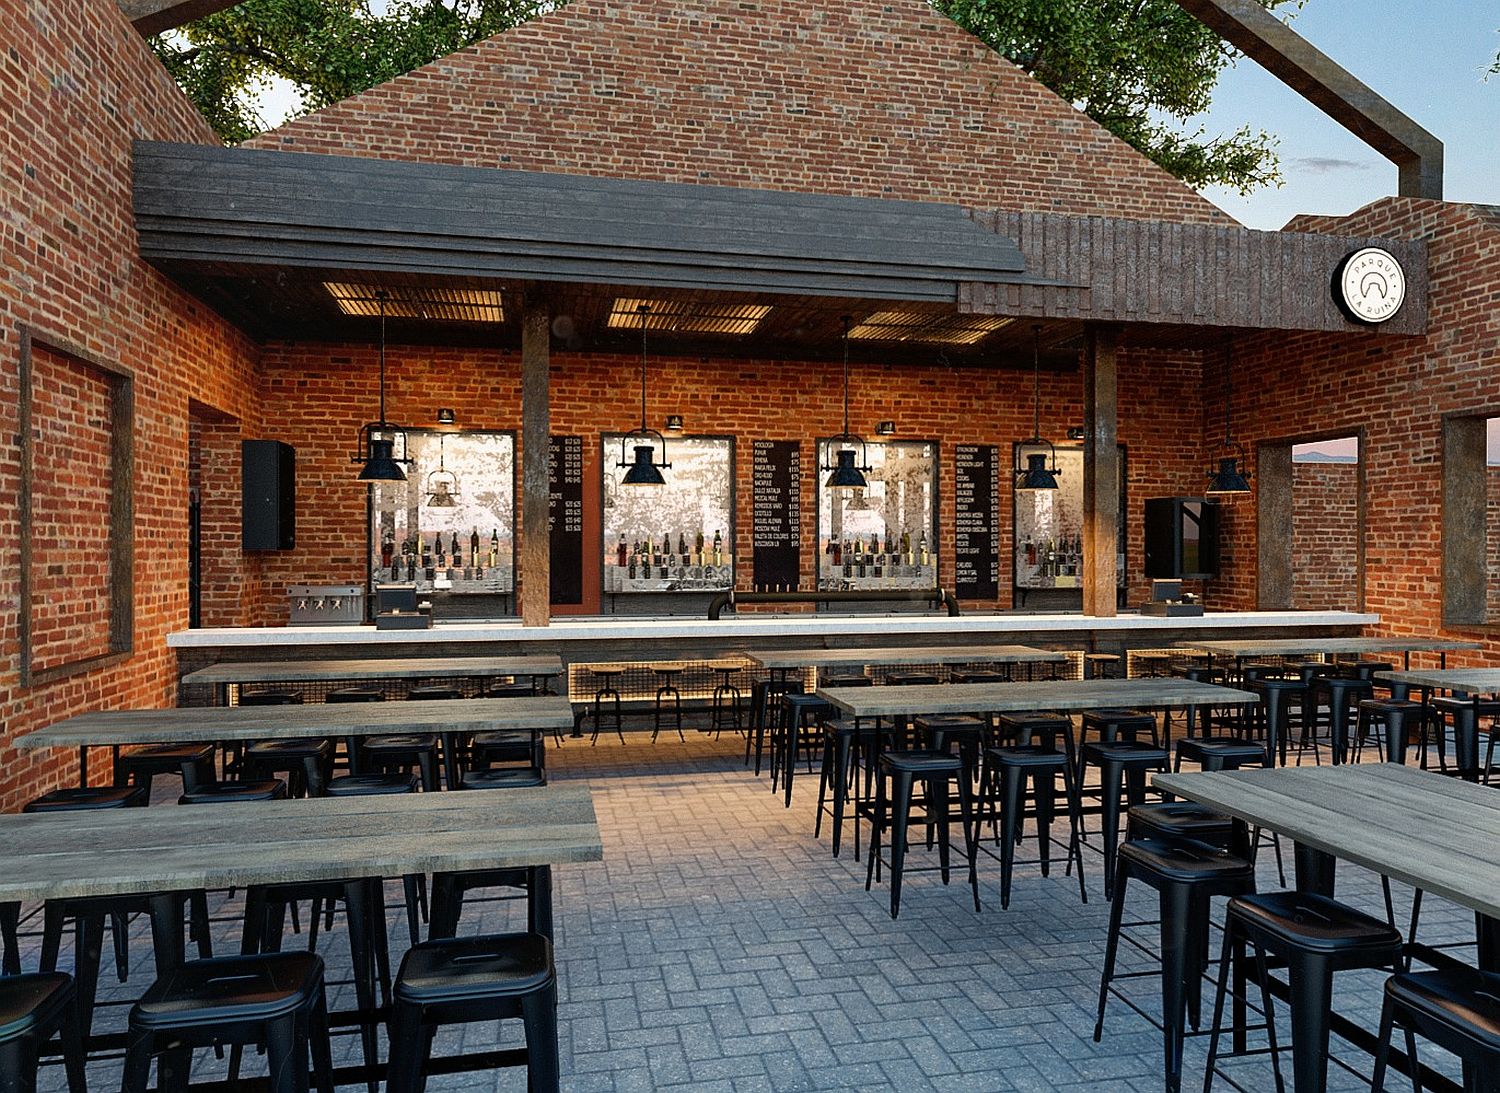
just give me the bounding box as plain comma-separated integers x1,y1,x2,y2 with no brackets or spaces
244,0,1230,225
0,0,261,810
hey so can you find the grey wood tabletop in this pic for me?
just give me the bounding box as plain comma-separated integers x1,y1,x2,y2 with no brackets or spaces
746,645,1069,670
180,655,565,686
1376,669,1500,693
14,696,575,749
1177,637,1481,657
1153,764,1500,921
0,786,601,903
817,678,1257,719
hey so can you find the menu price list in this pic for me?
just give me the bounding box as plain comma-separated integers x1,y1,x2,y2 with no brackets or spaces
954,444,1000,600
752,440,800,591
548,435,584,605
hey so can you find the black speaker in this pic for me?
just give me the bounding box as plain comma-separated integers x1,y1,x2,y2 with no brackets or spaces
242,440,295,551
1144,497,1218,579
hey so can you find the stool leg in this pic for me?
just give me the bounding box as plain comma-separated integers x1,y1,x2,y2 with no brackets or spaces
0,902,18,976
385,1000,426,1093
1100,761,1125,901
673,687,684,742
865,771,886,892
264,1013,301,1093
309,985,336,1093
1035,767,1056,877
832,731,853,859
520,979,561,1093
1000,765,1023,910
1094,862,1129,1040
72,911,105,1042
889,772,914,918
1061,758,1089,904
955,770,980,912
1369,991,1395,1093
340,880,380,1093
121,1025,156,1093
814,738,833,841
1159,882,1194,1093
59,989,88,1093
1286,950,1334,1093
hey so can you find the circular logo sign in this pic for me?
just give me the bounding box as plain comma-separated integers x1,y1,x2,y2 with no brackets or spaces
1335,247,1406,324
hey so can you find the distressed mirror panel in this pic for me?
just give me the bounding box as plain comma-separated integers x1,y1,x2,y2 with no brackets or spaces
816,439,938,591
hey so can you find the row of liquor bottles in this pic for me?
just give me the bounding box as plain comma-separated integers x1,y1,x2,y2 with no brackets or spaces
824,530,931,569
379,527,504,582
612,530,726,576
1018,533,1084,579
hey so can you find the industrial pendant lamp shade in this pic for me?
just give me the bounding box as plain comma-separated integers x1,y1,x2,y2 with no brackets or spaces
425,433,460,506
1206,343,1252,499
617,304,671,486
352,290,410,481
1014,324,1060,491
823,316,871,491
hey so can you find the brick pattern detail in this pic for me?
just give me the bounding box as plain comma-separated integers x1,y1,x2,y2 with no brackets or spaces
243,0,1229,225
0,0,260,810
1290,462,1359,612
250,342,1207,621
1206,197,1500,665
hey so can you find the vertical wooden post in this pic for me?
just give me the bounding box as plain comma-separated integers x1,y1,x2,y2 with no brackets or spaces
1082,326,1120,617
1442,415,1487,626
520,291,551,627
1256,442,1294,610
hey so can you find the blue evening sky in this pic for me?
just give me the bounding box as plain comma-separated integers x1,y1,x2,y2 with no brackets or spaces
1197,0,1499,229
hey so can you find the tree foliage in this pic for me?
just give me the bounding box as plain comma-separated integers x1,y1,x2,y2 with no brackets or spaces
935,0,1297,194
152,0,560,144
156,0,1291,195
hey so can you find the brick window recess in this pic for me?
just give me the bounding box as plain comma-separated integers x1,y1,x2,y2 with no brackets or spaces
1291,461,1360,611
20,329,134,685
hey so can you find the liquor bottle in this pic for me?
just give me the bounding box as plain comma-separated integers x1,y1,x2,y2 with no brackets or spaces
831,538,842,566
380,530,394,571
900,531,911,566
695,530,705,566
420,535,432,569
488,528,500,568
406,552,417,582
470,527,480,564
616,533,627,567
677,531,688,559
627,552,637,580
450,532,461,565
712,529,723,566
869,532,878,556
919,530,929,567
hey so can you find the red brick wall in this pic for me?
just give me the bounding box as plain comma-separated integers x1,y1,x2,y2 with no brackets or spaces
1290,462,1360,612
249,341,1206,621
0,0,261,810
244,0,1229,226
1206,197,1500,667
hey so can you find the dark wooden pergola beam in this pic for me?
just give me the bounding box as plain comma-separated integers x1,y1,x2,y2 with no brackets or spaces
121,0,240,36
1177,0,1443,199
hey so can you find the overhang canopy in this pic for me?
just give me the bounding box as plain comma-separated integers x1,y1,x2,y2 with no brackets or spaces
134,142,1041,302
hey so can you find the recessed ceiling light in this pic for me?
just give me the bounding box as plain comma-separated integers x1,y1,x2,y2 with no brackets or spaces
848,311,1013,346
325,283,506,323
607,297,771,336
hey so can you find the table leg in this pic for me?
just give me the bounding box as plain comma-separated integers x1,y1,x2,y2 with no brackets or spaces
1476,913,1500,973
146,891,188,975
1458,697,1482,781
1293,842,1336,897
341,879,381,1093
528,865,553,940
77,746,89,789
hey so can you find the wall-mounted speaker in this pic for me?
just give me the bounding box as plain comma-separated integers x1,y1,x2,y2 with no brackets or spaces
242,439,295,551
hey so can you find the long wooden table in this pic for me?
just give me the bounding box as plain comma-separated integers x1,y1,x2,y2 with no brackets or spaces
181,655,565,696
745,644,1069,675
1153,764,1486,1092
817,677,1258,719
1179,637,1480,670
0,787,601,1088
16,696,575,789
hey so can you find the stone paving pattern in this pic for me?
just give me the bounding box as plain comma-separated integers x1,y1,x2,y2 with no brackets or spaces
25,730,1470,1092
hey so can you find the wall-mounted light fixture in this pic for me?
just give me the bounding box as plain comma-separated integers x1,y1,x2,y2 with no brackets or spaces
436,408,457,426
875,421,896,437
664,414,684,432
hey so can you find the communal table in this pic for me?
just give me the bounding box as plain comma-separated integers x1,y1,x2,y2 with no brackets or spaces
817,677,1257,720
0,787,601,1089
16,696,575,791
1154,764,1499,1093
1178,637,1480,671
746,644,1070,680
1377,668,1500,777
180,655,565,702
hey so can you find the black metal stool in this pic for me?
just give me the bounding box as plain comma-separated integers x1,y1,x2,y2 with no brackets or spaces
865,751,979,919
1372,966,1500,1093
361,734,441,791
326,687,385,702
1134,653,1173,678
244,737,333,798
240,690,303,706
1095,838,1256,1093
1082,739,1170,899
114,742,216,798
914,715,985,784
1,902,18,976
747,677,797,772
650,666,686,743
991,712,1074,750
1312,675,1374,763
951,669,1010,684
24,785,148,811
1248,677,1308,767
320,773,426,949
1361,698,1444,770
884,671,940,687
815,719,871,859
409,685,461,701
483,680,536,699
822,673,873,688
775,693,831,807
388,932,559,1093
589,667,625,746
121,952,335,1093
710,664,745,737
1127,802,1237,848
0,972,87,1093
984,741,1088,909
1085,653,1122,680
1203,891,1403,1093
1430,695,1500,781
179,778,289,805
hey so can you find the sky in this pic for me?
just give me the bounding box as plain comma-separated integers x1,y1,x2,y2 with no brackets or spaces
1196,0,1499,229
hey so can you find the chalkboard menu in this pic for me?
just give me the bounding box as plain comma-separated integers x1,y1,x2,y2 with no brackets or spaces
752,440,801,591
954,444,1000,600
548,435,584,605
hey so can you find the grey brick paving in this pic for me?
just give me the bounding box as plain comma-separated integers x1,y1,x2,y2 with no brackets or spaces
23,733,1472,1091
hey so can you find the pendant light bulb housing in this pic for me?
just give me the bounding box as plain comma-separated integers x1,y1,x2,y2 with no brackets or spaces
1014,324,1060,491
353,290,411,481
822,315,872,491
617,304,671,486
425,433,460,505
1206,343,1252,500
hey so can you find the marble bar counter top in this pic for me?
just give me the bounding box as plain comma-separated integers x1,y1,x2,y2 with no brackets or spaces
169,610,1378,649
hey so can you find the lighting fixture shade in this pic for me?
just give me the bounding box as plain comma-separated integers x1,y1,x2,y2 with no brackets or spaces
1206,456,1252,497
875,421,896,437
358,437,408,482
825,448,869,491
436,408,456,425
426,476,458,507
621,444,667,486
1016,451,1060,492
664,415,684,432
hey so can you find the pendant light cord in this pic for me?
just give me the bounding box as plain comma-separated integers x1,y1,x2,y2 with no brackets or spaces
1032,325,1042,440
377,290,387,428
841,315,852,436
639,304,650,431
1223,343,1233,448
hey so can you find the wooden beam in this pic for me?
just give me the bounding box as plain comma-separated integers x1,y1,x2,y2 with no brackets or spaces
1176,0,1443,199
519,291,551,628
1256,442,1293,610
1082,326,1119,618
1442,415,1487,626
121,0,241,36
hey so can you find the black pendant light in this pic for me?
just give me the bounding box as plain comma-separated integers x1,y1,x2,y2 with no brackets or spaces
425,432,459,507
1206,343,1252,499
353,290,410,482
617,304,671,486
1015,325,1060,491
822,316,871,491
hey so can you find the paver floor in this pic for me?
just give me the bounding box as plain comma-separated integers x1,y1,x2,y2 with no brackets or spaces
25,731,1469,1091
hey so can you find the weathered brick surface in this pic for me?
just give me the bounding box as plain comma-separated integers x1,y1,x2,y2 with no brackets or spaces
0,0,260,809
244,0,1231,225
1291,461,1360,612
